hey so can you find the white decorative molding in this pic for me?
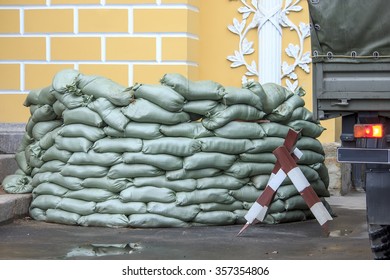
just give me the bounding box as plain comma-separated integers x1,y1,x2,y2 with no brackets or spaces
227,0,311,92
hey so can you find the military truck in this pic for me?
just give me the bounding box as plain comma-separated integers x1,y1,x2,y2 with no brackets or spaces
308,0,390,259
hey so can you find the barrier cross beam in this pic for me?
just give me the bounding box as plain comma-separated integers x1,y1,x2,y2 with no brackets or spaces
237,129,332,236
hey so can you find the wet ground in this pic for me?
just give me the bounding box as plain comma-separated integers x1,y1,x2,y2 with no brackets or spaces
0,192,372,260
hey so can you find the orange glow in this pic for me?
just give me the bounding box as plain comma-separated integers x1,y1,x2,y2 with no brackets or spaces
354,124,383,138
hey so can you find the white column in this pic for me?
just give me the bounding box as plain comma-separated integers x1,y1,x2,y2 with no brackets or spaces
258,0,283,85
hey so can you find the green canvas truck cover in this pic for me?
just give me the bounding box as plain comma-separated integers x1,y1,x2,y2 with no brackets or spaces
309,0,390,63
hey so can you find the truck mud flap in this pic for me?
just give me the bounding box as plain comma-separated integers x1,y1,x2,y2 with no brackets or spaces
366,170,390,224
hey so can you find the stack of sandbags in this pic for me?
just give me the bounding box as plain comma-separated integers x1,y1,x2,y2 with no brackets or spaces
1,70,331,228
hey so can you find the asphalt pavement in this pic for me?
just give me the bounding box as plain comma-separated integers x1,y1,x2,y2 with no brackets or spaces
0,190,373,260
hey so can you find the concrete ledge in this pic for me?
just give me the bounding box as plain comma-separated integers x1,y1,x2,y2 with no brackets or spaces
0,154,18,183
0,191,32,224
0,123,26,154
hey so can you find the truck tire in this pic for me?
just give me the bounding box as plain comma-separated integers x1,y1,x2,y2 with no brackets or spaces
368,224,390,259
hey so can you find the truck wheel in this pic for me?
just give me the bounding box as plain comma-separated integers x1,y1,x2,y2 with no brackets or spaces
368,224,390,259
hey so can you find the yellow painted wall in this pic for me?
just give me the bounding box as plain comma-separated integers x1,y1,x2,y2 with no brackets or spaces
0,0,338,142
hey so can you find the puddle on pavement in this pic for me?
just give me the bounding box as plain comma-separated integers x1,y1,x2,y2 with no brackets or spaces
329,229,353,237
65,243,142,258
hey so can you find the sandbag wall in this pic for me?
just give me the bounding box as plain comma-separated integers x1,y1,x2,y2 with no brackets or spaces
2,69,331,228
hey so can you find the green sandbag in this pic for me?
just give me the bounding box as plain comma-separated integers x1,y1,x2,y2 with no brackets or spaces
88,98,129,131
78,213,129,228
24,86,56,106
57,197,96,215
260,122,292,138
63,107,104,127
142,137,201,157
124,122,163,139
213,121,266,139
223,86,263,110
65,188,117,202
32,120,62,140
108,163,164,179
199,201,243,212
299,165,321,182
48,173,83,191
289,107,316,123
239,152,276,164
120,186,175,203
196,175,249,190
55,136,92,153
52,100,67,117
51,69,81,93
54,90,91,109
15,150,31,175
31,104,57,123
160,122,213,138
202,105,266,130
225,162,275,178
1,174,33,194
264,210,306,224
182,100,225,116
193,211,237,225
30,194,61,210
161,73,225,101
128,213,188,228
183,152,236,170
58,124,106,142
133,176,197,192
199,137,254,154
29,104,39,115
24,88,41,106
123,152,182,171
132,83,185,112
29,208,47,221
31,172,51,187
287,120,326,138
121,98,190,125
77,74,133,106
266,94,305,122
284,195,311,211
46,209,80,225
92,137,143,153
61,164,109,179
249,137,285,153
41,146,72,163
296,137,325,154
166,168,222,181
310,163,330,188
242,199,285,214
33,182,69,197
261,83,294,114
297,150,325,165
275,180,330,200
229,185,262,202
147,202,200,222
16,133,34,153
176,189,235,206
38,127,61,150
38,160,66,173
81,177,130,193
68,151,122,166
249,174,271,190
96,200,147,215
103,127,125,138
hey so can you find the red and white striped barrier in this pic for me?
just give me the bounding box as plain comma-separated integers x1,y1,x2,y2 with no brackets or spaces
237,129,332,236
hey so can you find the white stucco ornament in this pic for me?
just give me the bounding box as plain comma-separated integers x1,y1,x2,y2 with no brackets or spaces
227,0,311,92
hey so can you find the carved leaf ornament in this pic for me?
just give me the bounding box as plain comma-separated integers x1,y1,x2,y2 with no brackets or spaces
227,0,311,92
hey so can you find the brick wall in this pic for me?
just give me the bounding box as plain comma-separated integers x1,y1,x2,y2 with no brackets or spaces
0,0,199,122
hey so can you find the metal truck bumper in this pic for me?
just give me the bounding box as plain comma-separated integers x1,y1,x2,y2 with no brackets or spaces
337,147,390,164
